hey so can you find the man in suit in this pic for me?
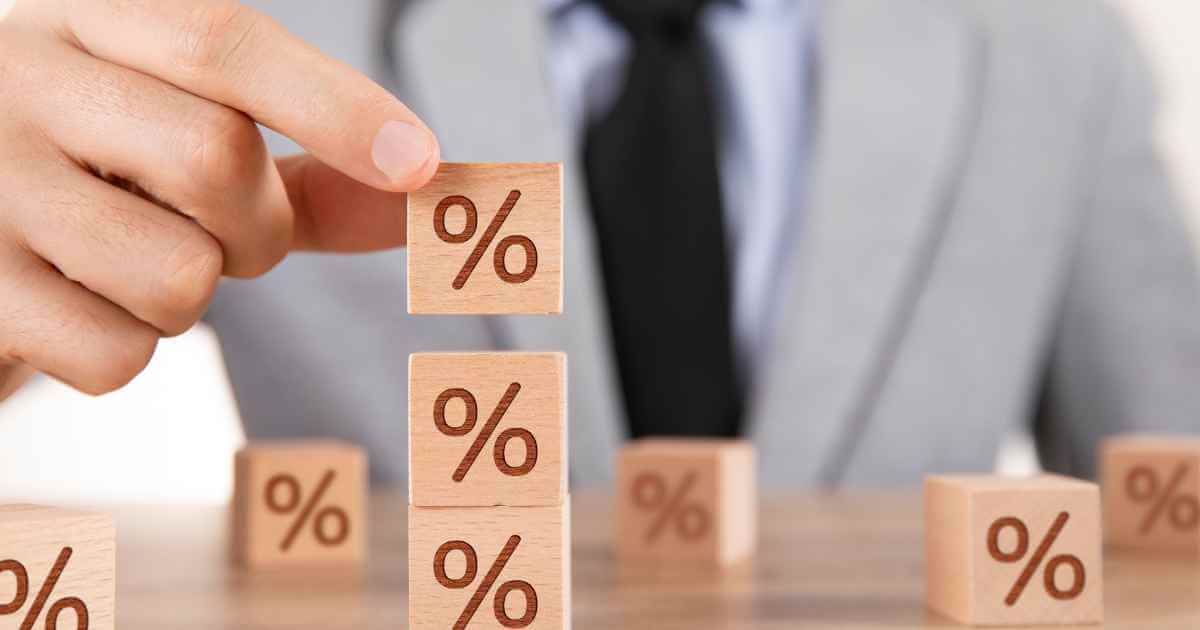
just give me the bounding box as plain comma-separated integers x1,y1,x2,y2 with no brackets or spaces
1,0,1197,486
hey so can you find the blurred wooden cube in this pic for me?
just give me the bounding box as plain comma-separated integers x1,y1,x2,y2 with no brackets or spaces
925,474,1102,626
232,440,367,568
1101,435,1200,554
409,352,566,507
616,438,756,567
408,501,570,629
407,162,562,315
0,505,114,630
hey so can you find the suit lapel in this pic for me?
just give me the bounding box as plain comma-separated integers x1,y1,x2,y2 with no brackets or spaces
394,0,624,483
398,0,983,487
751,0,984,486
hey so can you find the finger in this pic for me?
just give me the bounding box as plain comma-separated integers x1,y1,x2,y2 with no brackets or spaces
5,160,223,336
17,38,291,278
35,0,440,191
277,154,408,252
0,364,34,403
0,242,159,395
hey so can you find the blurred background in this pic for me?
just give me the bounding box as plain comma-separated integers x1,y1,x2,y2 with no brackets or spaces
0,0,1197,505
1118,1,1200,239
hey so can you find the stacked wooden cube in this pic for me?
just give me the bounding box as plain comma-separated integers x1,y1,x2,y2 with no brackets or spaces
406,163,568,629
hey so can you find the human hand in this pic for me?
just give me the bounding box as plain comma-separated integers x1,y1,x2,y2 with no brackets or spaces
0,0,439,395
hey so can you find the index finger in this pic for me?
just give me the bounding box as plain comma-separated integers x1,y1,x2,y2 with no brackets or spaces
41,0,439,191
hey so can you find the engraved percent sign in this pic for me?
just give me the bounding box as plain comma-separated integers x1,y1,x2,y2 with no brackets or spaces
434,536,537,629
264,469,350,552
632,472,711,542
0,547,89,629
435,383,538,482
434,191,538,289
987,512,1085,607
1125,463,1200,534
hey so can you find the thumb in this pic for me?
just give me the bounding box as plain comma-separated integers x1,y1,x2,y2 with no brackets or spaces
278,152,438,252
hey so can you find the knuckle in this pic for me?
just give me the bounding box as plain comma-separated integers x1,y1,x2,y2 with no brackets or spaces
0,253,160,396
155,231,223,335
82,330,158,395
179,105,261,194
172,0,257,73
228,237,286,279
225,242,284,279
229,203,292,279
225,217,290,278
18,306,160,396
223,175,293,279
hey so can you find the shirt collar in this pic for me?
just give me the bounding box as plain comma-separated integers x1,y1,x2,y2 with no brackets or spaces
542,0,791,18
542,0,576,13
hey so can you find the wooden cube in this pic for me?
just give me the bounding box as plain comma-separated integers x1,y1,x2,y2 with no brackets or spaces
0,505,114,630
407,162,562,315
924,474,1103,626
410,352,566,508
1101,435,1200,554
232,440,367,568
616,438,756,566
409,501,570,630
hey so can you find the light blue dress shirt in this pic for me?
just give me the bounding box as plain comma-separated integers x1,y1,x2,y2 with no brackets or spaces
544,0,817,385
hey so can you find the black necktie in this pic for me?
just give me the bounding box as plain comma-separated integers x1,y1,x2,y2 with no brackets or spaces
583,0,742,438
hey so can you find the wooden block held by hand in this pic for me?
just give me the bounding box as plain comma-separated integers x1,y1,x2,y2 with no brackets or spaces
925,475,1102,626
1101,435,1200,554
409,352,566,507
409,501,570,630
232,440,367,568
616,438,756,567
0,505,115,630
407,162,563,315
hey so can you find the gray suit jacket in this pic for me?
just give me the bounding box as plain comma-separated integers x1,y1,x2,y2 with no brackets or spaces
211,0,1200,487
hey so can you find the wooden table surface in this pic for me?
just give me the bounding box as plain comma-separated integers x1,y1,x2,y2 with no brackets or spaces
114,492,1200,629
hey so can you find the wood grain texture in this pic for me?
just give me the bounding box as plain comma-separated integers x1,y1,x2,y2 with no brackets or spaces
925,478,971,623
105,492,1200,629
409,502,570,629
232,440,366,568
407,163,563,315
0,505,114,630
409,353,567,508
616,439,756,567
924,475,1103,626
1101,435,1200,555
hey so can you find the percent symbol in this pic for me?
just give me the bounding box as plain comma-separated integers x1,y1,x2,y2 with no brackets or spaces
435,383,538,482
1125,463,1200,534
0,547,89,630
987,512,1085,606
632,472,711,542
434,191,538,290
264,469,350,552
434,536,538,630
